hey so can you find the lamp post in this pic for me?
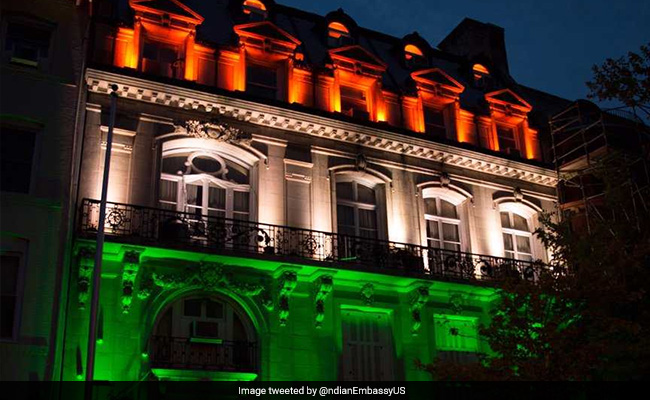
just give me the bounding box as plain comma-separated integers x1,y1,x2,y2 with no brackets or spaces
85,84,118,385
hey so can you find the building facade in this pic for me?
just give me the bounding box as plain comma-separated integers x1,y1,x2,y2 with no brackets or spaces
3,0,575,381
0,0,88,381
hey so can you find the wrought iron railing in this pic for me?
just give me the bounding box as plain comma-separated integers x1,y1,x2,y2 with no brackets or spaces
79,199,544,283
149,336,256,372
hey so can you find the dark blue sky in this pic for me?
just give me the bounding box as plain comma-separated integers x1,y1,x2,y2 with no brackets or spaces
279,0,649,105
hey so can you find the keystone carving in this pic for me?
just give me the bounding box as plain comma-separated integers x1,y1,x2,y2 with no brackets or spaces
409,286,430,335
77,247,95,310
121,250,142,314
174,119,252,145
360,283,375,306
150,262,265,297
314,276,333,328
449,292,467,314
278,271,298,327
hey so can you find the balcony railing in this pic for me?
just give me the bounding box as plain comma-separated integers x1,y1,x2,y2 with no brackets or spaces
79,199,543,283
149,336,256,372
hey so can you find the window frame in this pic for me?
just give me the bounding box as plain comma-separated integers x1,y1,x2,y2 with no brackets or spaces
335,180,378,239
339,84,369,119
496,123,521,157
423,197,462,252
327,22,352,47
0,238,28,342
245,61,282,101
1,15,55,72
423,104,448,139
0,123,39,195
140,35,183,79
500,211,533,261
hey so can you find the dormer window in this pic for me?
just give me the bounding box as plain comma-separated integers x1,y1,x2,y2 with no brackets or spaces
243,0,267,21
404,44,426,68
424,106,447,139
246,63,279,100
340,85,368,120
142,40,182,79
496,125,520,157
472,64,490,88
328,22,351,47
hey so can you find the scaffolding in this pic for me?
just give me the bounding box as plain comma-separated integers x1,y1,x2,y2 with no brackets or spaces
550,100,650,234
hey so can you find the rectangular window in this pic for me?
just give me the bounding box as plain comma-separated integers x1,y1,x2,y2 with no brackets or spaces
497,126,520,156
1,238,26,341
433,314,478,353
340,86,368,119
424,107,446,138
4,20,51,68
1,255,20,339
0,127,36,194
246,64,278,100
341,309,394,381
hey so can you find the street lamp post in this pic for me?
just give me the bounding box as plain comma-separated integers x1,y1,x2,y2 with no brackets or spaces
85,84,118,386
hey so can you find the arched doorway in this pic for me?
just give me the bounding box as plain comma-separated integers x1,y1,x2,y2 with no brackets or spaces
149,293,258,380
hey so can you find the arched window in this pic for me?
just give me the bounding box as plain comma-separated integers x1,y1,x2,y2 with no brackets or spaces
472,64,490,88
150,295,257,374
424,197,460,252
243,0,267,20
328,22,351,47
336,181,378,239
404,44,426,68
159,150,250,221
500,210,532,261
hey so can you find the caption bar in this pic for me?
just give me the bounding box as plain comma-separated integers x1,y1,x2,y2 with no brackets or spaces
239,386,406,397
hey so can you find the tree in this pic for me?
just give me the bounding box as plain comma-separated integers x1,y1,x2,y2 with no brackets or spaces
417,46,650,381
586,42,650,119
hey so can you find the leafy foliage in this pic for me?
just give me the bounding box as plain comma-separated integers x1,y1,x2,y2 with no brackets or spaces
586,42,650,117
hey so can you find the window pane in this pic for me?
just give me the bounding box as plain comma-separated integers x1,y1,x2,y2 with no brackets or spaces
442,223,459,242
233,212,249,221
500,212,511,229
0,128,36,193
246,64,278,99
424,198,437,216
1,256,20,296
233,191,249,212
497,127,519,156
208,209,226,219
444,242,460,252
340,86,367,116
205,300,223,319
337,205,355,226
161,156,186,175
426,220,439,239
513,214,529,232
358,209,377,230
208,187,226,209
440,200,457,219
516,235,531,254
186,184,202,206
359,228,377,239
424,107,446,138
503,233,514,251
336,182,354,201
184,299,202,317
427,239,441,249
357,185,375,204
159,179,177,202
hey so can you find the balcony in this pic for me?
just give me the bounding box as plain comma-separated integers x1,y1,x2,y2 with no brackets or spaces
149,336,256,372
78,199,543,284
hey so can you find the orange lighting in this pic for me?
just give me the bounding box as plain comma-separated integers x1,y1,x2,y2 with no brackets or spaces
328,22,349,39
473,64,489,74
404,44,423,60
243,0,266,13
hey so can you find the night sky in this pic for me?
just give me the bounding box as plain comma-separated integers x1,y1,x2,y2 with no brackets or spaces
279,0,649,106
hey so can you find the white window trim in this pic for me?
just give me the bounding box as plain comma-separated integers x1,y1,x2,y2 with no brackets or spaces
500,211,533,261
424,197,461,251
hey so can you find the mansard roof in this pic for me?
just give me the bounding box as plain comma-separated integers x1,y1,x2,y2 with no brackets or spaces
114,0,570,121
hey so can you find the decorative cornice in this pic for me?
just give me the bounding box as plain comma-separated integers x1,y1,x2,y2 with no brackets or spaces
85,68,558,187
